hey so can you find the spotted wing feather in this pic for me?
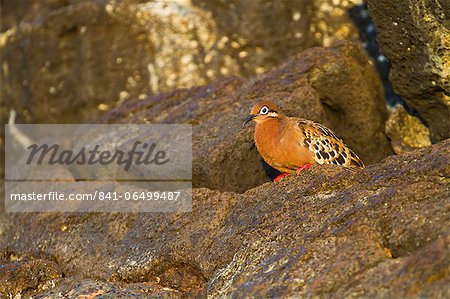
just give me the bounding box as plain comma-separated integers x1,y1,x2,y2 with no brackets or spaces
296,120,364,168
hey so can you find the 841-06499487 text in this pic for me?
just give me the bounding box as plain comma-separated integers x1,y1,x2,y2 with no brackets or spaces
9,191,182,201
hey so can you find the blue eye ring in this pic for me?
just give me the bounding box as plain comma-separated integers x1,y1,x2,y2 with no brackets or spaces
260,106,269,115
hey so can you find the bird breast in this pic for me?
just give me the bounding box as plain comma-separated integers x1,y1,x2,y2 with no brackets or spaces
254,119,314,172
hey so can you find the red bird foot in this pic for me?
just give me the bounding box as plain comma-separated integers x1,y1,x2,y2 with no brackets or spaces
296,163,313,174
273,172,290,182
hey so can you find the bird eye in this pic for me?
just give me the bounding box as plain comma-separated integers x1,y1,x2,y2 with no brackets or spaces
259,106,269,115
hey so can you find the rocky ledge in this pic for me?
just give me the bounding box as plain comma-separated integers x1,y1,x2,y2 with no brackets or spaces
1,139,449,298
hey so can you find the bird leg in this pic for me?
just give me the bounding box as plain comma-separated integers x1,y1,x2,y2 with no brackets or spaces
273,164,313,182
273,172,290,182
296,163,313,174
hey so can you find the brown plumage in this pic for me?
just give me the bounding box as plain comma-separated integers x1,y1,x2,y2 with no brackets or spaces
243,100,364,180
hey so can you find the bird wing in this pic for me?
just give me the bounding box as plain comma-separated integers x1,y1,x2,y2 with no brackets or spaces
294,119,364,168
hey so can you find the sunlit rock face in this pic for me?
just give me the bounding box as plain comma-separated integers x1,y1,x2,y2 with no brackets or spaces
192,0,363,77
107,0,239,94
386,105,431,154
0,0,362,124
366,0,450,142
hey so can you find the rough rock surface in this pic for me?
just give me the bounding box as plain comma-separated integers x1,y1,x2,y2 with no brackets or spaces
1,2,448,299
0,0,362,125
366,0,450,142
1,139,449,298
386,105,432,154
32,278,183,298
0,250,62,297
102,41,393,192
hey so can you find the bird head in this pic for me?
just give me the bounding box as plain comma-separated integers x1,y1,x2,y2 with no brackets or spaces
243,101,282,126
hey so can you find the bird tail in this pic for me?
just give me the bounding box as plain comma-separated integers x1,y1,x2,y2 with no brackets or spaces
348,148,365,168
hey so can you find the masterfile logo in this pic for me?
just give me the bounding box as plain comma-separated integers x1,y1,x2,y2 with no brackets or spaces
26,141,170,170
5,124,192,213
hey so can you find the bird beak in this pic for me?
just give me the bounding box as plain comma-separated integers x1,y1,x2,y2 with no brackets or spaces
243,114,256,127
